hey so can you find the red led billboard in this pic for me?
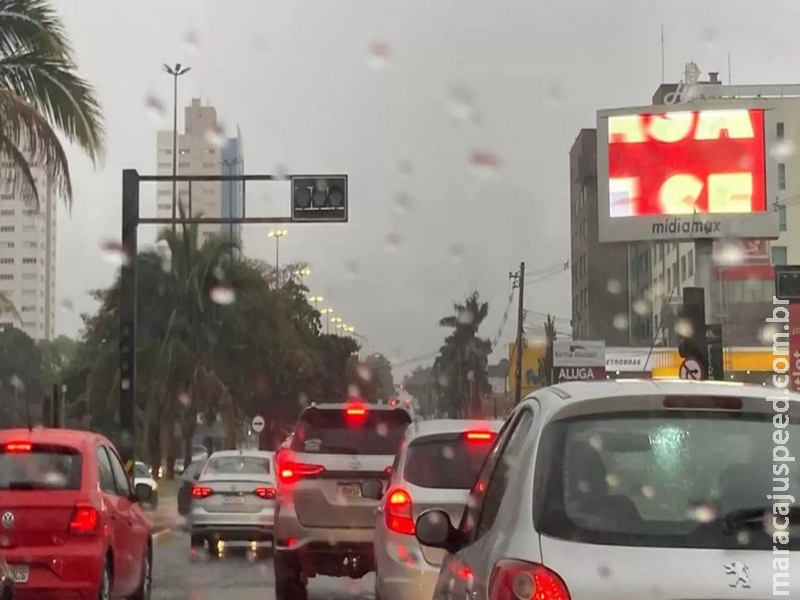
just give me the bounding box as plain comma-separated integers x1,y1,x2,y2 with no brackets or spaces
607,109,767,218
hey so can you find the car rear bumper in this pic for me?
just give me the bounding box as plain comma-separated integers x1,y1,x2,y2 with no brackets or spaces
190,507,275,539
273,502,375,550
375,536,439,600
3,543,104,600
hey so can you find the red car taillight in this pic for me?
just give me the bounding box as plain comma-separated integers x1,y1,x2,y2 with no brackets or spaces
68,504,99,535
276,450,325,484
254,487,277,500
487,560,570,600
384,488,414,535
191,485,213,499
5,442,31,453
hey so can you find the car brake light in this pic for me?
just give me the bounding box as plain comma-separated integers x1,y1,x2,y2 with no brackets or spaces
278,461,325,484
5,442,31,452
191,485,213,499
487,560,570,600
385,488,414,535
465,431,495,442
68,504,98,534
346,406,367,416
254,487,277,500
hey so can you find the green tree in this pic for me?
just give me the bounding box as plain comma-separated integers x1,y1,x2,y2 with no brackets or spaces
537,314,557,387
0,0,104,207
363,353,396,401
0,326,43,427
38,334,79,391
434,291,493,417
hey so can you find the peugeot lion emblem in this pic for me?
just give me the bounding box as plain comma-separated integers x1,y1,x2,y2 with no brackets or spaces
1,512,14,529
350,457,361,470
724,562,750,588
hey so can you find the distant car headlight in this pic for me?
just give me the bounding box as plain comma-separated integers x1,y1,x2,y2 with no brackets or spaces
158,467,164,478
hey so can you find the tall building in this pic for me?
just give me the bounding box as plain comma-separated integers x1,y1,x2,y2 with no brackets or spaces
156,99,243,245
569,128,632,344
0,167,57,341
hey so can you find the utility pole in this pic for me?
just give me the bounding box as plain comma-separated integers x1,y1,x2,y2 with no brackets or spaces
511,262,525,405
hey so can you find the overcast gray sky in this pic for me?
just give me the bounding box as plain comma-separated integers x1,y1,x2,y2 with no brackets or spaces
53,0,797,375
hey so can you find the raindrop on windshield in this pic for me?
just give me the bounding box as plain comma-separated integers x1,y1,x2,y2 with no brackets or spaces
385,233,401,253
178,393,190,406
612,313,628,330
347,384,362,398
345,259,359,279
674,318,694,338
393,193,412,215
759,324,778,344
367,41,390,70
715,242,745,265
274,164,289,180
447,85,476,123
357,363,372,381
144,94,165,122
770,139,796,160
447,244,464,264
59,298,75,312
204,123,227,148
99,240,130,266
607,279,622,294
398,160,413,175
470,150,499,180
546,81,566,109
210,285,236,305
632,298,649,315
457,309,474,325
700,26,720,50
182,30,200,54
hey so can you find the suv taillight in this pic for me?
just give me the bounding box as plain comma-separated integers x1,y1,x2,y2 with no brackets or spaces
68,504,98,534
254,486,277,500
487,560,570,600
276,450,325,484
385,488,414,535
191,485,213,499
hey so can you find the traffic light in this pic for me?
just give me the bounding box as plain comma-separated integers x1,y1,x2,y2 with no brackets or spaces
291,176,348,222
677,287,708,379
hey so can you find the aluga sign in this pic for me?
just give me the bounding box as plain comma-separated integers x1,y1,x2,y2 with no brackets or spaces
554,366,607,382
552,340,606,382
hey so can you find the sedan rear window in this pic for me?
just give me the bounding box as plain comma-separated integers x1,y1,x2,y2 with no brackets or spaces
0,444,82,490
535,408,800,550
291,408,410,455
204,456,270,475
404,436,494,489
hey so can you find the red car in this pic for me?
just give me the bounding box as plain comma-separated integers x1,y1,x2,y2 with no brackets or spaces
0,428,152,599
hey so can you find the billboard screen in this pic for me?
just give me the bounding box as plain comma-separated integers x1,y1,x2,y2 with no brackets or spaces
597,103,780,242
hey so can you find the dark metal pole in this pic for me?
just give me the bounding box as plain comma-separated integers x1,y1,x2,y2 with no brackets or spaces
514,262,525,405
171,71,178,232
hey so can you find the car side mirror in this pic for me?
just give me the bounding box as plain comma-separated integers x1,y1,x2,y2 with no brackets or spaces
415,509,459,553
361,480,383,500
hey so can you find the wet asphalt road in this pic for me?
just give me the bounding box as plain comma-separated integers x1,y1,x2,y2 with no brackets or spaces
151,530,376,600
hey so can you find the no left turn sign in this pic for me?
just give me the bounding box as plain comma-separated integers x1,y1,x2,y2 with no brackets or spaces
251,415,265,433
679,358,704,380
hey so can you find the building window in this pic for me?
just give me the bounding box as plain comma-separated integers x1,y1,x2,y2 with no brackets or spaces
22,258,36,264
779,163,787,190
158,162,170,169
157,203,172,211
20,306,35,312
203,162,216,169
179,149,190,155
0,274,13,280
772,245,788,265
779,204,787,231
0,226,13,232
680,255,687,280
0,258,13,264
0,209,13,216
687,249,694,277
778,122,785,139
178,162,190,168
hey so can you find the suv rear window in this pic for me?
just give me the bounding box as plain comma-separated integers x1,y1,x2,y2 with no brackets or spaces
204,456,270,475
0,444,82,490
535,409,800,550
291,408,410,455
404,435,494,489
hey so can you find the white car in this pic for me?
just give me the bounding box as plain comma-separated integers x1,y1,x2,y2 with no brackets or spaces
416,379,800,599
133,460,159,508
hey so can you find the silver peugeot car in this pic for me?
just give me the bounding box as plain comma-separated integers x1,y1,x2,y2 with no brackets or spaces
189,449,276,556
369,419,503,600
415,380,800,599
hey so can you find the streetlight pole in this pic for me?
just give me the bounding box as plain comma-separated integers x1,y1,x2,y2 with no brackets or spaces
320,308,333,333
163,63,191,232
295,268,311,284
268,229,287,285
309,295,323,310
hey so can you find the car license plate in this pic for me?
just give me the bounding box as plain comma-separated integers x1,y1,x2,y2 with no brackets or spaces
223,496,245,505
9,564,29,583
338,483,362,498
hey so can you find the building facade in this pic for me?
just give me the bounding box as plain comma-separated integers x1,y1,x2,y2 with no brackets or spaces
0,167,57,341
156,98,243,246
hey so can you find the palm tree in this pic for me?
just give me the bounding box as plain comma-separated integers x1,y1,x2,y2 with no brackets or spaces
537,314,557,386
0,0,104,206
435,291,492,417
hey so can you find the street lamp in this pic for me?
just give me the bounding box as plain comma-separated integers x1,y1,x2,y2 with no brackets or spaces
163,63,191,231
309,295,323,309
268,229,288,283
295,267,311,283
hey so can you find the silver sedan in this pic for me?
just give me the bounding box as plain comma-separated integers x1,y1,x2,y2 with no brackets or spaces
188,449,276,556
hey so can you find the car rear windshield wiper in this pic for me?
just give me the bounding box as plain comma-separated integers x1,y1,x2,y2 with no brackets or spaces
723,505,800,533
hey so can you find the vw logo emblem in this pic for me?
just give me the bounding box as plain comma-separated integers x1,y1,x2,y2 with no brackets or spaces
1,512,14,529
349,457,361,470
